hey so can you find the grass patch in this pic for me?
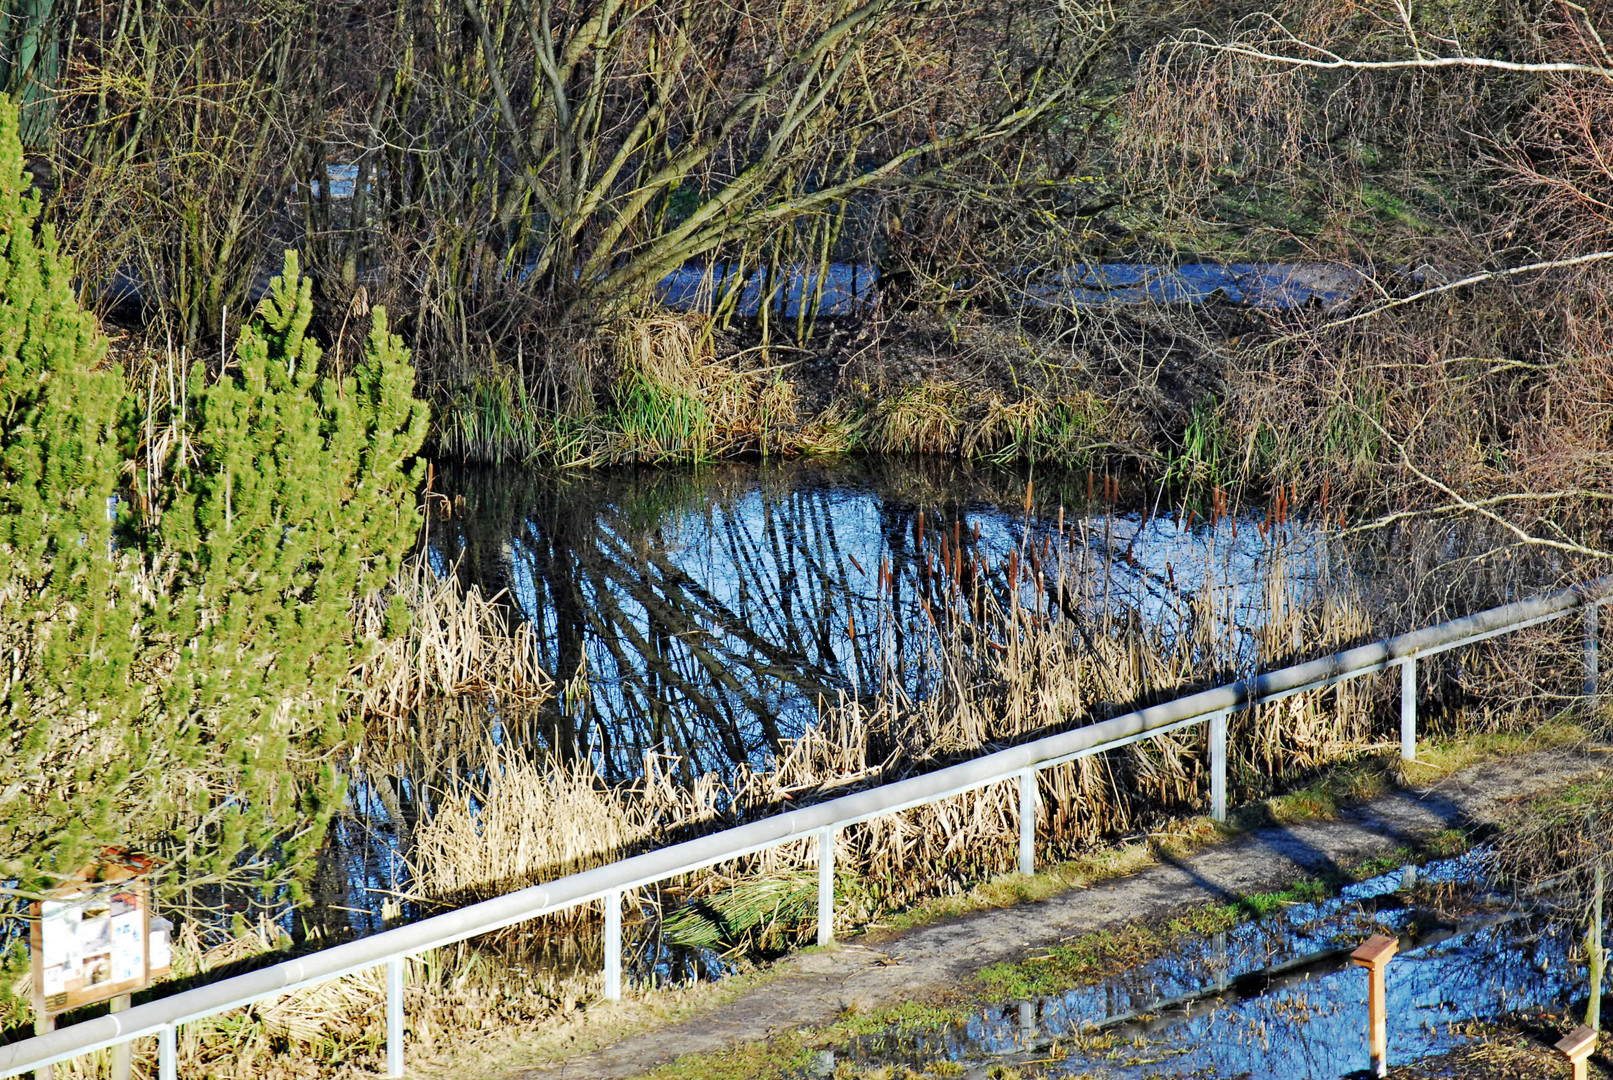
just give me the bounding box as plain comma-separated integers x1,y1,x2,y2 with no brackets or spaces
1403,716,1595,784
872,816,1225,936
973,840,1464,1004
400,961,791,1080
832,1000,971,1038
1249,716,1598,828
636,998,972,1080
637,1032,814,1080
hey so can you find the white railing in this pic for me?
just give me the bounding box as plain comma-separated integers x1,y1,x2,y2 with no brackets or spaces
3,577,1608,1079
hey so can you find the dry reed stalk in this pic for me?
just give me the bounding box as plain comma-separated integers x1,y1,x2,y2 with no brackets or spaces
407,748,649,904
348,561,553,723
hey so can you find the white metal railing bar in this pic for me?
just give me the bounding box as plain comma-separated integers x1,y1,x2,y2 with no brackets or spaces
3,575,1608,1078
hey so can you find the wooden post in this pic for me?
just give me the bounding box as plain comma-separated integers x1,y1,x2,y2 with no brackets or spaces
1351,934,1399,1078
109,995,132,1080
1557,1025,1597,1080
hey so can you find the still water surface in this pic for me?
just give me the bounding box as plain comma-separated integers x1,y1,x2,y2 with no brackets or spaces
424,457,1342,780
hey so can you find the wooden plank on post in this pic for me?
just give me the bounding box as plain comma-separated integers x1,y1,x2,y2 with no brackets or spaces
1351,934,1398,1078
1557,1025,1598,1080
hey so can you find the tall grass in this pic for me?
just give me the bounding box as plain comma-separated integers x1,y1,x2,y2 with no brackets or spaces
349,560,553,724
434,312,828,466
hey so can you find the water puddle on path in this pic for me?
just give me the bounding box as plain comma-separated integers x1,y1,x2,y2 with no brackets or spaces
823,853,1583,1079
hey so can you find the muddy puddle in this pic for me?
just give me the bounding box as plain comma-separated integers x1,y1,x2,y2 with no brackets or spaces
824,852,1585,1079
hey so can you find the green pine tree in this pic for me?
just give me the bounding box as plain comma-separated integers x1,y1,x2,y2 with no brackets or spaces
0,85,430,912
144,251,429,905
0,92,137,894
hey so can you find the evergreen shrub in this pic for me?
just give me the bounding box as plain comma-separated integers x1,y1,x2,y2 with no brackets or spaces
0,92,429,915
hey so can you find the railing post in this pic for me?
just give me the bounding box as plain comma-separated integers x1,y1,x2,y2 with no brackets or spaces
1017,770,1037,875
603,889,623,1001
157,1024,176,1080
1587,604,1600,699
817,827,836,946
1209,710,1227,823
1400,657,1417,762
385,957,404,1078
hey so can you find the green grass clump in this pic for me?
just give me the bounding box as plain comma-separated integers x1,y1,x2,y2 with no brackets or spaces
974,843,1467,1004
638,999,969,1080
640,1034,815,1080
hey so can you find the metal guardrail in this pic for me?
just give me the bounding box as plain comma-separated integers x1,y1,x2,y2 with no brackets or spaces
4,576,1609,1079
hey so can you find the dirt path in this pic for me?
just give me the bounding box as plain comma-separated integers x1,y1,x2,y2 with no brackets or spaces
516,748,1602,1080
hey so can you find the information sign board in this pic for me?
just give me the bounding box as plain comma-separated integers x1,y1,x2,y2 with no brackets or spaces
29,852,168,1020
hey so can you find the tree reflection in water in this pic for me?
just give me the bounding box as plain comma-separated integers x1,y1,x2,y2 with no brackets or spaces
424,458,1346,782
313,458,1575,936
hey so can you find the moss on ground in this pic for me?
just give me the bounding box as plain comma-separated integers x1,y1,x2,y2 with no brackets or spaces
973,840,1456,1003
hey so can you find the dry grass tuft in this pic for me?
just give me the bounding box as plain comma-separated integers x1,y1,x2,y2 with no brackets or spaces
868,382,968,454
409,749,649,904
349,561,552,723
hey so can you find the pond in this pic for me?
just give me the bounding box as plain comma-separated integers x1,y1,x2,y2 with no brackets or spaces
316,456,1566,939
422,457,1346,779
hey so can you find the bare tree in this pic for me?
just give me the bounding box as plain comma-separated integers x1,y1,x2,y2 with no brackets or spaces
1120,0,1613,573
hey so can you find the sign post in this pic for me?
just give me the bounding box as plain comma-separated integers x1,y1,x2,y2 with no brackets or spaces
1351,933,1399,1078
29,850,169,1080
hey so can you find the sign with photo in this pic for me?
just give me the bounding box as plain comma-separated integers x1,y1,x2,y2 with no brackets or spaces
29,853,167,1020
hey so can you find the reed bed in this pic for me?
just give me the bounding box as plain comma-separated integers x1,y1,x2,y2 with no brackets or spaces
397,489,1468,957
435,312,825,466
405,481,1585,963
348,560,553,724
